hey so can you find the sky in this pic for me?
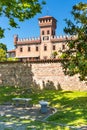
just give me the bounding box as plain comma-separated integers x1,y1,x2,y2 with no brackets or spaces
0,0,87,50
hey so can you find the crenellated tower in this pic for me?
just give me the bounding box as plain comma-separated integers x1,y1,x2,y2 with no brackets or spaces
38,16,57,41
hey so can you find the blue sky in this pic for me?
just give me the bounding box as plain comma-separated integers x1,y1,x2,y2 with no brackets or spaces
0,0,87,50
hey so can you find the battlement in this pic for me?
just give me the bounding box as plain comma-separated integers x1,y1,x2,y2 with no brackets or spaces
18,37,40,42
14,36,41,45
14,35,78,45
51,35,77,42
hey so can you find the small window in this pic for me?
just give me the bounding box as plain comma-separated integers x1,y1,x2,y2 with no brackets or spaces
42,30,44,35
28,47,31,51
44,46,47,51
62,45,65,50
43,36,49,41
36,46,38,51
47,36,49,40
53,45,56,50
47,30,50,34
20,47,23,52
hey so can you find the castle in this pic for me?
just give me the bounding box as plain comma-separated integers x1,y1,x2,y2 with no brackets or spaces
4,16,87,90
8,15,76,61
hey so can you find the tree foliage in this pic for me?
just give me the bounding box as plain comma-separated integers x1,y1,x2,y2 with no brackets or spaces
52,51,58,58
0,43,7,61
7,57,18,61
0,43,7,51
62,2,87,81
0,48,7,61
0,0,45,38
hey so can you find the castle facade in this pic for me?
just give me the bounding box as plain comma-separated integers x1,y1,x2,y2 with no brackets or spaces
13,15,76,61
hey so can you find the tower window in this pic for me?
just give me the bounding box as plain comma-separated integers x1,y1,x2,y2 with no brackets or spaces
47,30,50,34
44,45,47,51
28,47,31,51
36,46,38,51
42,30,44,35
43,36,49,41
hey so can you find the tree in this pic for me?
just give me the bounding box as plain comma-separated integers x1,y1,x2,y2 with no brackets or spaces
0,43,7,51
0,48,7,61
0,43,7,61
61,2,87,81
0,0,46,38
52,51,58,58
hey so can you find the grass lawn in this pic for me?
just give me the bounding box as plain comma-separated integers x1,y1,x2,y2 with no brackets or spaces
0,86,87,129
0,116,71,130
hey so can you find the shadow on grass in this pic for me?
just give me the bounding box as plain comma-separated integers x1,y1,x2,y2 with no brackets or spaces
47,91,87,126
0,87,87,126
0,116,74,130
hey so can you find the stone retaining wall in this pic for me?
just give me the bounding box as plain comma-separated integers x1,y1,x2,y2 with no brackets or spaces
0,62,33,87
0,61,87,90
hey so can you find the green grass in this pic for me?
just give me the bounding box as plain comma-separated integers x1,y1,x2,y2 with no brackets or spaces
0,86,87,129
0,117,71,130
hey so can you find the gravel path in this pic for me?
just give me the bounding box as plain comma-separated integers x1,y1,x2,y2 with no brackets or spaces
0,105,87,130
0,105,54,130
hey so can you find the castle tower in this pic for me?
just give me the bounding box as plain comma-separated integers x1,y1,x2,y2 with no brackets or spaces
38,16,57,41
38,16,57,59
